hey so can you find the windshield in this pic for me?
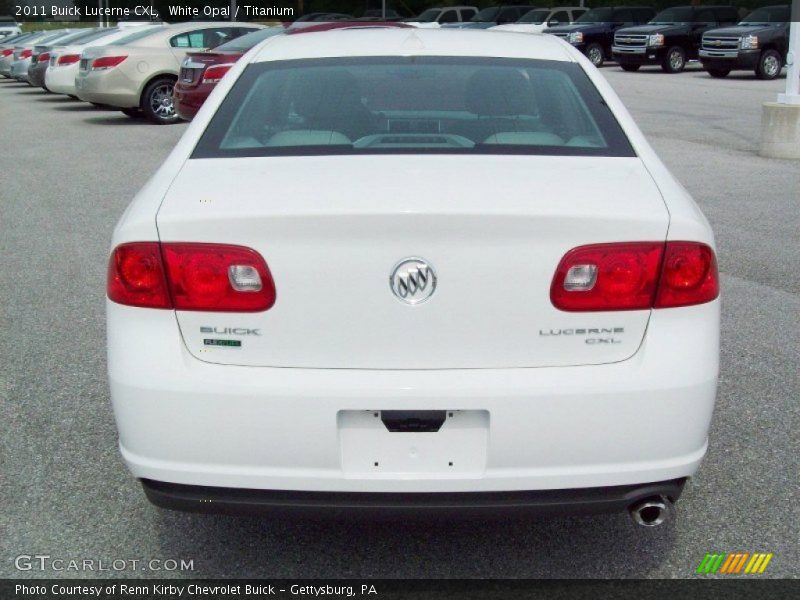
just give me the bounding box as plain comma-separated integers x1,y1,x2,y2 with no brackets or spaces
518,9,551,24
575,8,613,23
739,6,789,24
64,27,121,45
110,26,163,45
194,57,634,159
48,28,107,46
472,7,500,22
415,9,441,22
212,27,282,51
650,8,695,24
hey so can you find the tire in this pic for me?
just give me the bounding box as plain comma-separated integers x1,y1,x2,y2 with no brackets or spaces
755,49,782,80
121,107,143,118
661,46,686,73
141,76,180,124
707,68,730,78
620,63,641,72
585,43,604,68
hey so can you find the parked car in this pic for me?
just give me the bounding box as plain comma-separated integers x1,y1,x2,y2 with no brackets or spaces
0,32,42,76
491,7,588,34
45,25,166,99
444,5,537,28
106,28,720,523
0,16,21,39
9,29,73,82
404,6,478,26
175,27,284,120
546,7,656,67
74,22,263,124
612,5,739,73
699,4,790,79
28,28,118,90
359,9,405,21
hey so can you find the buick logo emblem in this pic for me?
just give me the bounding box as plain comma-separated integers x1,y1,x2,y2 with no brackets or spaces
390,258,437,305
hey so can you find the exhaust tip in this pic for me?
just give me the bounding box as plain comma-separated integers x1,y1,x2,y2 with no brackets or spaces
629,497,669,527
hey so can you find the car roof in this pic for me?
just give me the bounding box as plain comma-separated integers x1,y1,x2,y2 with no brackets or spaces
251,28,573,63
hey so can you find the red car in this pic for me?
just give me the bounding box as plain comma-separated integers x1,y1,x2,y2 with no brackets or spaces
174,22,411,120
174,27,284,120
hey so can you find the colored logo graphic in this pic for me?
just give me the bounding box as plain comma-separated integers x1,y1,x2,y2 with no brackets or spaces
696,553,773,574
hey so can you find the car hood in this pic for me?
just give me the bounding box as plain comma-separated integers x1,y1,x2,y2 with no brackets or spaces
704,24,782,37
546,23,610,34
617,24,688,35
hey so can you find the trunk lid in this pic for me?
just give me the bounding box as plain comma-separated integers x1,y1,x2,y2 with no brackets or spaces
157,155,669,369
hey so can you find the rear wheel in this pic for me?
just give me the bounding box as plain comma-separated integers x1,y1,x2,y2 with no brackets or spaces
707,68,730,78
620,63,640,72
755,49,782,80
141,77,180,124
586,43,604,68
661,46,686,73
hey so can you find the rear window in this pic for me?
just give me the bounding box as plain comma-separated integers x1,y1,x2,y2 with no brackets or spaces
213,27,283,52
193,57,634,159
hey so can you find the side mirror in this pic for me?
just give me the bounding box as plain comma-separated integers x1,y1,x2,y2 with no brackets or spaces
547,19,559,26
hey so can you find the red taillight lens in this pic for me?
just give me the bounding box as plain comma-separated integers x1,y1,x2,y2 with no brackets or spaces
162,243,276,312
551,243,663,311
1,49,13,57
20,49,32,59
107,242,171,309
107,242,276,312
91,55,127,70
37,52,49,63
202,63,234,83
57,54,80,65
654,242,718,308
551,241,719,311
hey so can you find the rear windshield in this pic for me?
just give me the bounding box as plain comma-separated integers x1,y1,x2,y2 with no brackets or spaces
212,27,283,52
109,26,162,45
193,57,634,159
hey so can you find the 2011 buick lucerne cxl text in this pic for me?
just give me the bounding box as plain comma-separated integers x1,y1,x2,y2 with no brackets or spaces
106,28,720,526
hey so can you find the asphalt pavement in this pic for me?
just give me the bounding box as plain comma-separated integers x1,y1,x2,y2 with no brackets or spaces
1,63,798,579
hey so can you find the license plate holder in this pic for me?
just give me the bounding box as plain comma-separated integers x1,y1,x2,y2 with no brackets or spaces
338,410,489,476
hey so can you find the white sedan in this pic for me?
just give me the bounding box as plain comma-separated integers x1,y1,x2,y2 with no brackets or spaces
106,27,720,525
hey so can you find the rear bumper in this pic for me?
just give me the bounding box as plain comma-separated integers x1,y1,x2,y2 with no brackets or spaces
45,64,78,95
10,59,30,81
74,69,139,108
142,478,687,516
173,83,212,120
28,64,46,87
108,299,720,496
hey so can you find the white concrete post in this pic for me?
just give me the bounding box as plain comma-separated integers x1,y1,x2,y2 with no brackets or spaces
777,1,800,104
760,0,800,158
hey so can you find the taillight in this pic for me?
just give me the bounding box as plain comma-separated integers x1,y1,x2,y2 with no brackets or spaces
37,52,49,63
91,55,127,70
107,243,171,309
551,241,718,311
654,242,719,308
201,63,234,83
20,49,31,59
107,242,276,312
57,54,80,65
1,49,12,57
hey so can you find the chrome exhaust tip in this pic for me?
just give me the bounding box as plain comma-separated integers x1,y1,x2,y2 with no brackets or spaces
629,497,669,527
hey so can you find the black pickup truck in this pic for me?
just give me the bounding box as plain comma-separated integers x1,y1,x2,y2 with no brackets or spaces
544,6,656,67
612,5,739,73
699,5,790,79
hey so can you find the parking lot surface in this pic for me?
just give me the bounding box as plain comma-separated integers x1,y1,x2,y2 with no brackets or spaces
1,64,798,578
